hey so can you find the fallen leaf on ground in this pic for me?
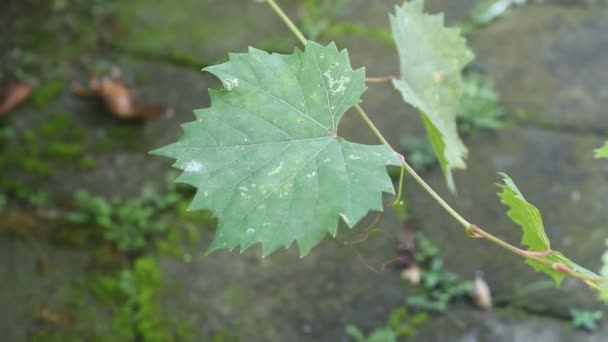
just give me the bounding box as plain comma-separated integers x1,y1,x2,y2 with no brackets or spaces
35,307,71,328
396,220,416,268
0,81,32,116
473,273,492,310
401,265,421,285
36,255,51,275
72,68,169,120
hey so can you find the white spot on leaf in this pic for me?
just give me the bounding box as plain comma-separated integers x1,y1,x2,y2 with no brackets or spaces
323,70,351,95
267,162,284,176
224,77,239,91
348,154,361,160
433,71,442,83
184,160,204,173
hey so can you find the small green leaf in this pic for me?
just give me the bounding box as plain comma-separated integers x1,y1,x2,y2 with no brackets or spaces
498,173,549,252
498,173,599,285
153,42,400,257
570,309,603,331
594,141,608,159
390,0,474,191
345,325,397,342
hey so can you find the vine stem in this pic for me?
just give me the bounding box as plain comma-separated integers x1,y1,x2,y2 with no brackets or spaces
265,0,307,46
264,0,604,286
470,226,603,283
366,76,398,83
352,104,471,228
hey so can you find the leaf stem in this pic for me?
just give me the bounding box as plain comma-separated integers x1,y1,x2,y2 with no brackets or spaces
264,0,605,287
400,155,471,229
265,0,308,46
393,165,405,205
353,105,391,146
366,76,398,83
353,104,472,229
470,225,603,283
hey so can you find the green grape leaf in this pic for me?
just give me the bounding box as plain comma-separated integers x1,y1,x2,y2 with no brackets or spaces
498,173,549,252
498,173,599,285
594,141,608,159
152,42,400,257
390,0,474,191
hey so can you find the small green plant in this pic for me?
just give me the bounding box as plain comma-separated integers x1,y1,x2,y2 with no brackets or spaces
595,141,608,159
493,280,554,307
66,184,183,251
345,325,397,342
345,306,429,342
406,233,473,311
460,0,543,34
458,72,505,134
387,307,428,338
300,0,394,46
0,113,89,206
398,136,436,171
31,78,65,109
0,126,14,142
30,254,184,341
0,193,6,211
118,257,173,342
83,257,174,341
300,0,352,40
465,0,515,30
570,309,603,332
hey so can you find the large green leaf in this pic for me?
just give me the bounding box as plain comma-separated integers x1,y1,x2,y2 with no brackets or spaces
390,0,474,191
595,141,608,159
152,42,400,256
498,173,599,285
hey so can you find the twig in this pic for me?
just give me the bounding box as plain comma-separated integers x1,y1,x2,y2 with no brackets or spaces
365,76,399,83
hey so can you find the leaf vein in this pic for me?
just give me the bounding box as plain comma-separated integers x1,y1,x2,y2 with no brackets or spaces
312,50,336,130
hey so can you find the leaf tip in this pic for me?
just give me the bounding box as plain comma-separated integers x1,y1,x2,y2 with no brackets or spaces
148,146,170,157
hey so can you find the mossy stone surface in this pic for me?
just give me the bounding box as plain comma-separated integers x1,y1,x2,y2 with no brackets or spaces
471,5,608,133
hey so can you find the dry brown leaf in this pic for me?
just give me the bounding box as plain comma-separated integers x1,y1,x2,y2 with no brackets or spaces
401,265,421,285
473,274,492,310
396,220,416,268
0,81,32,116
35,307,71,328
72,68,168,120
36,255,50,275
